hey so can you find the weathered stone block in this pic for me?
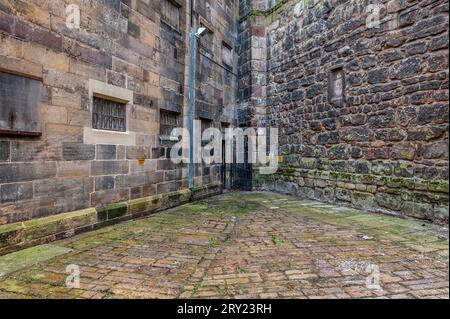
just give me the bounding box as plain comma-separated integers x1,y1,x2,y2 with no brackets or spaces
63,143,95,161
429,34,449,51
407,126,446,141
376,193,404,211
0,142,10,162
157,181,181,194
417,104,449,125
96,145,116,160
418,141,448,160
126,146,151,159
96,208,108,222
354,160,371,174
127,197,147,214
115,173,147,188
0,182,33,203
105,202,128,220
392,57,421,79
427,54,448,72
0,11,14,34
14,18,62,51
368,68,389,84
0,162,57,183
317,131,339,145
91,189,129,207
341,127,371,142
130,159,156,173
51,88,82,109
157,159,178,170
56,161,90,178
328,144,348,160
90,161,129,176
152,147,166,159
10,142,46,162
0,207,96,255
391,143,416,161
351,191,375,209
427,180,449,194
95,176,115,191
128,195,162,215
394,161,414,178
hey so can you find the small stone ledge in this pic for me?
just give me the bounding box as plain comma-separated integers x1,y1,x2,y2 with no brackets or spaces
0,183,222,256
254,167,449,224
0,208,96,256
192,181,222,200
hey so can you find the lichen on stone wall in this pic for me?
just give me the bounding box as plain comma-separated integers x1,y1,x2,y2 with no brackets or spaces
240,0,449,223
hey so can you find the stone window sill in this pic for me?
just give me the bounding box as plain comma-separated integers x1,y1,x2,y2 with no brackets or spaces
84,127,136,146
159,135,180,143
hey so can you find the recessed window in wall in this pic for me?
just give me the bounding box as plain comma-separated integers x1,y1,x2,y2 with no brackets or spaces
200,118,213,134
222,42,233,69
161,0,181,30
0,71,43,136
199,25,214,56
92,97,126,132
221,122,230,138
329,67,345,103
160,109,180,137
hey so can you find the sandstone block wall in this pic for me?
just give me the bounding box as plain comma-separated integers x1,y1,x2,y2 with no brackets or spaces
241,0,449,223
0,0,238,226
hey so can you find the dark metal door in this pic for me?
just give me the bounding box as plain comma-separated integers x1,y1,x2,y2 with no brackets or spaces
221,141,226,189
231,138,253,191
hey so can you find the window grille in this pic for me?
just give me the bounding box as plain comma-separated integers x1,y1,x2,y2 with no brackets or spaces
199,25,214,55
92,97,126,132
222,42,233,68
221,122,229,137
160,110,180,136
161,0,181,30
201,118,212,134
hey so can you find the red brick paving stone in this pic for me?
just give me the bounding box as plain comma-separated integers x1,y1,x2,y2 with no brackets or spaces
0,192,448,299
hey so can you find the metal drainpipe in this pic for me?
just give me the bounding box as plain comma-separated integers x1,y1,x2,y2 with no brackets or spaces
187,0,196,191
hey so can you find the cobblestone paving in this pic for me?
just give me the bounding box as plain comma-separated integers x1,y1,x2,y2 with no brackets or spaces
0,192,448,299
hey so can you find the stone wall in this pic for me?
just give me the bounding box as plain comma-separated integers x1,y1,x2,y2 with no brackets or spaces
243,0,449,223
0,182,222,255
0,0,238,226
0,0,448,227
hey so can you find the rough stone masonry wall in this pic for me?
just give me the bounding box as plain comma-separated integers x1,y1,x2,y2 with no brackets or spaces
0,0,237,226
251,0,449,223
237,0,269,129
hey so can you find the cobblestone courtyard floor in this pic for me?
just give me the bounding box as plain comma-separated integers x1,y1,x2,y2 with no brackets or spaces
0,192,448,299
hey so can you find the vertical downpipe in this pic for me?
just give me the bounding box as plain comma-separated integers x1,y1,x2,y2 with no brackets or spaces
187,0,196,192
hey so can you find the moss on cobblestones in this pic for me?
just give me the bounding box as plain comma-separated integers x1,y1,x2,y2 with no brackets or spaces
0,191,447,299
180,192,259,217
0,244,72,278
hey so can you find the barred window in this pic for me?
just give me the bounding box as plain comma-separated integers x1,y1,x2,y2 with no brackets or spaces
221,121,229,132
162,0,181,30
222,42,233,68
201,118,212,134
199,24,214,55
160,110,180,136
92,97,126,132
220,122,229,140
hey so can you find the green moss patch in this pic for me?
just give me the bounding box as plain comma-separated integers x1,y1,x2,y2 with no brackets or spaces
0,244,72,278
